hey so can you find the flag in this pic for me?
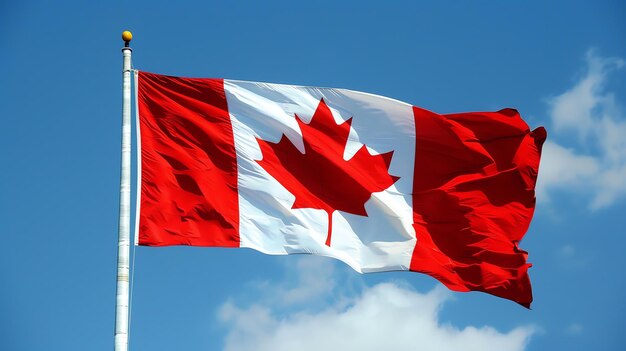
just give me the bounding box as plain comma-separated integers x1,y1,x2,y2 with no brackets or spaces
135,71,546,307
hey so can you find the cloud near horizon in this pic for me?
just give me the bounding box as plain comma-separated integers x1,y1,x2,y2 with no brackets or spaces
537,50,626,209
217,257,535,351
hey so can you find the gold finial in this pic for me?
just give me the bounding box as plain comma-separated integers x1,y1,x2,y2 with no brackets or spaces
122,31,133,44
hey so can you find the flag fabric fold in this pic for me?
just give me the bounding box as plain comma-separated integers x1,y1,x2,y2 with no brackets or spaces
136,71,545,307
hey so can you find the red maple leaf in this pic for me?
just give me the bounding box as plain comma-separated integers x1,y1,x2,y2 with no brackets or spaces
256,99,399,246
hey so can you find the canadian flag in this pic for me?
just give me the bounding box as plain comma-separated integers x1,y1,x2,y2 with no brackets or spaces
136,71,545,307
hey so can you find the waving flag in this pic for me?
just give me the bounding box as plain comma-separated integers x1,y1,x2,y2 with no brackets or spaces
135,71,546,307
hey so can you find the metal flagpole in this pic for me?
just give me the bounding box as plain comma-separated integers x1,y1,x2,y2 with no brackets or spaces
115,30,133,351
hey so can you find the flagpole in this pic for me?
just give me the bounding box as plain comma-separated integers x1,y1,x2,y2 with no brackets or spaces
115,30,133,351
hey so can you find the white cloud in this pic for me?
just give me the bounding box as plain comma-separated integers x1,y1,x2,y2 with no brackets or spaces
218,258,535,351
278,255,337,305
251,255,339,307
536,141,599,197
538,50,626,209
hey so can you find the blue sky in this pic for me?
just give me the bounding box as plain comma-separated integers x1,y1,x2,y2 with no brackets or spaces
1,1,625,350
